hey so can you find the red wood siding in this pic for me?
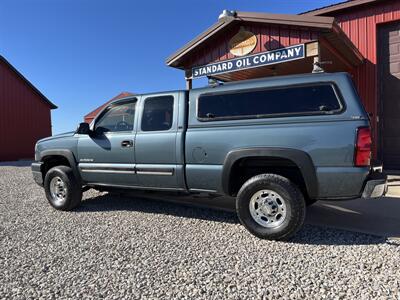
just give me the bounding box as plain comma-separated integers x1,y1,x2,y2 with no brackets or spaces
330,0,400,157
186,23,320,68
0,60,52,161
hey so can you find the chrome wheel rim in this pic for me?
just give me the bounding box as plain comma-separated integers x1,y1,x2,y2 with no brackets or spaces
49,176,67,205
249,189,287,228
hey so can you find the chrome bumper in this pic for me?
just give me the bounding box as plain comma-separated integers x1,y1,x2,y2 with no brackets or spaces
361,171,387,198
31,162,44,187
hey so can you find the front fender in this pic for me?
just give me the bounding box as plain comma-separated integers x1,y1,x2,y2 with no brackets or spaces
38,149,82,183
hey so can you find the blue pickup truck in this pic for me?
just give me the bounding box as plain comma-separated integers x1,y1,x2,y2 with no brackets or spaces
32,72,387,240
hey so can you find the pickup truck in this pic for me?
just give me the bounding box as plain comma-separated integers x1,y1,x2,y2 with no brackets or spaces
32,72,387,240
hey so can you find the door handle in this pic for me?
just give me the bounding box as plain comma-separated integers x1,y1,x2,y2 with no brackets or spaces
121,140,133,148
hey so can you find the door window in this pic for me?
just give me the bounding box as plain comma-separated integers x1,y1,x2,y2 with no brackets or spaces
95,100,136,133
141,96,174,131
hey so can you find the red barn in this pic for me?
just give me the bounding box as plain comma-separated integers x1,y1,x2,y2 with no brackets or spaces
303,0,400,169
0,55,57,162
167,0,400,169
84,92,134,124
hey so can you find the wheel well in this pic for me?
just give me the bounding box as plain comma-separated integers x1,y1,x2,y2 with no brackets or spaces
42,155,71,177
228,156,309,198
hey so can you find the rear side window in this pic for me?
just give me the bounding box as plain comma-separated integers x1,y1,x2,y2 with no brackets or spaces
141,96,174,131
197,84,342,121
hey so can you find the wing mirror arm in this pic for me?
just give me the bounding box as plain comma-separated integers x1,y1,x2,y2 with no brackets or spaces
75,122,92,135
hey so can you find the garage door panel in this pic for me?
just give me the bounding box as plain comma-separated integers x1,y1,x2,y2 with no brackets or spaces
389,62,400,74
389,44,400,55
379,21,400,169
382,96,400,115
383,117,400,133
389,52,400,61
383,155,400,169
389,34,400,42
383,137,400,151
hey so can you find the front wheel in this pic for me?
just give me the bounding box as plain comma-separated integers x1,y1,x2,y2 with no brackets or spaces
236,174,306,241
44,166,82,211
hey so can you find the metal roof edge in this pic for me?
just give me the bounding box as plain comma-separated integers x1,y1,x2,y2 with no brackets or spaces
235,11,335,26
0,55,57,109
165,18,233,68
301,0,382,16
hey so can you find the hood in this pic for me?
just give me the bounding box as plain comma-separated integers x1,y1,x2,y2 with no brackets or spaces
37,131,75,143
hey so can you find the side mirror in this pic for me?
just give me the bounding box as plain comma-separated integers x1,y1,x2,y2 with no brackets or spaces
76,122,91,135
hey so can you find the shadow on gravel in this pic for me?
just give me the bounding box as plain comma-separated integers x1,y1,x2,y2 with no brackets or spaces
291,224,387,246
76,192,388,246
0,160,33,167
77,192,239,224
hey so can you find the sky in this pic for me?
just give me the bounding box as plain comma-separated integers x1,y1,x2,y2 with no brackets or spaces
1,0,344,134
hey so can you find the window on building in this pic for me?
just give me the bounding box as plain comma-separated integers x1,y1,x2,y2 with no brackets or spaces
141,96,174,131
197,84,342,121
95,100,136,132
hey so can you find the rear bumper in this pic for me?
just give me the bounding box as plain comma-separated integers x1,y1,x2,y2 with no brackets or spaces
31,162,43,187
361,170,387,198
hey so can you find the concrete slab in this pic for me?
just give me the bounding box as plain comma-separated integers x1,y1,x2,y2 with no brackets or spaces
121,189,400,239
387,182,400,197
306,196,400,238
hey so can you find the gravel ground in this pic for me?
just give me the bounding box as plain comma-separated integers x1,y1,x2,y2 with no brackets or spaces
0,164,399,299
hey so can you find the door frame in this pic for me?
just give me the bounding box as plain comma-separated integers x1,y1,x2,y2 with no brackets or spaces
77,97,139,185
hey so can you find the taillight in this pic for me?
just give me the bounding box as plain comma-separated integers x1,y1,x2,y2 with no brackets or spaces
354,127,372,167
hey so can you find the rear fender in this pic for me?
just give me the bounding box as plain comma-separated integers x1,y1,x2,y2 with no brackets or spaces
221,147,318,198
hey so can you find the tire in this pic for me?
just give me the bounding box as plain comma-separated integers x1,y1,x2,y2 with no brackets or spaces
44,166,82,211
236,174,306,241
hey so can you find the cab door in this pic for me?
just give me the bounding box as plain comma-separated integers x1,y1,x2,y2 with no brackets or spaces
134,93,183,189
77,98,138,186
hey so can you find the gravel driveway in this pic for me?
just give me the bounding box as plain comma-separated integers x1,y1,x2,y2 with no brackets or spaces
1,164,399,299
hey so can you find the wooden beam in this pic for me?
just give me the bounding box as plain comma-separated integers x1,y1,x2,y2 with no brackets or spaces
186,78,192,90
319,37,355,70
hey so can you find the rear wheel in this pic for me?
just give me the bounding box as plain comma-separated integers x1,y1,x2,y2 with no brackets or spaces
44,166,82,211
236,174,306,240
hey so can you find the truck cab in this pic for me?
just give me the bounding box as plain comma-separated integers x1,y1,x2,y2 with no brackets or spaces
76,91,187,190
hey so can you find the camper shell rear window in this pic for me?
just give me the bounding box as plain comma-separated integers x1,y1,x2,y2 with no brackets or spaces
197,83,344,121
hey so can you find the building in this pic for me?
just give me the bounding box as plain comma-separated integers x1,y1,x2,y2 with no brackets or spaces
84,92,134,124
167,0,400,169
0,55,57,162
304,0,400,170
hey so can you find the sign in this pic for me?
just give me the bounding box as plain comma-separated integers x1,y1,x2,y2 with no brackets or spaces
191,44,305,79
228,27,257,57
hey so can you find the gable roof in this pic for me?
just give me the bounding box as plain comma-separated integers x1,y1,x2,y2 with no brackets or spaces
84,92,134,122
301,0,383,16
0,55,57,109
166,11,336,68
166,11,363,70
